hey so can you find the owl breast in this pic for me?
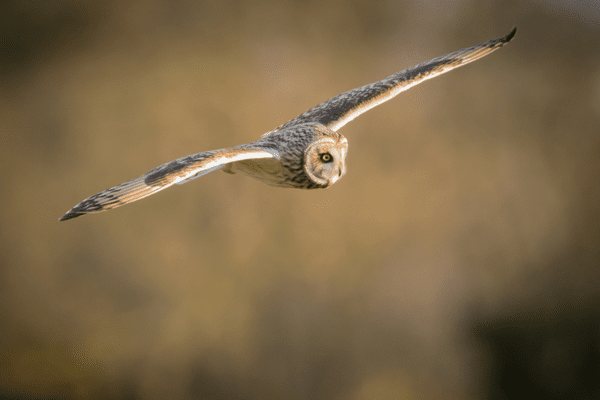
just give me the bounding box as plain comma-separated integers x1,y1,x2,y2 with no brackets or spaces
223,157,295,188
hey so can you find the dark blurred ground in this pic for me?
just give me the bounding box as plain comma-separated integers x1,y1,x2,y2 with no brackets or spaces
1,0,599,399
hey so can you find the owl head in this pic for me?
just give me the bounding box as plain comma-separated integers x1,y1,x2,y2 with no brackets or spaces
304,125,348,188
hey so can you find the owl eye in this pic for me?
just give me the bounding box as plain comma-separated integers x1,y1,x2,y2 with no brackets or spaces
319,153,333,163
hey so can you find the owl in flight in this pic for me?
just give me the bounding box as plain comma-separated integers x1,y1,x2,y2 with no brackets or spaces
60,27,516,221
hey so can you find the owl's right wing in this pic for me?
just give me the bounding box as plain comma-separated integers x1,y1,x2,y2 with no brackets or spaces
277,26,516,133
59,146,279,221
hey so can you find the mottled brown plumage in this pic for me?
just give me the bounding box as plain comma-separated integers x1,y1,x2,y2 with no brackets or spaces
60,27,516,221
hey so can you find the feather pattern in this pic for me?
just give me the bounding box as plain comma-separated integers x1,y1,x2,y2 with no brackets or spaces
59,147,279,221
275,26,516,132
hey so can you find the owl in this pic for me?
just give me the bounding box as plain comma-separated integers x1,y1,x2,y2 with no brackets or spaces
59,27,516,221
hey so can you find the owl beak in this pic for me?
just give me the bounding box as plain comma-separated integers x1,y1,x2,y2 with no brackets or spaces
329,165,344,185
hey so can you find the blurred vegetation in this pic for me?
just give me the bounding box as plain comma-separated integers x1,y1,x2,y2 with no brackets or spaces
1,0,599,399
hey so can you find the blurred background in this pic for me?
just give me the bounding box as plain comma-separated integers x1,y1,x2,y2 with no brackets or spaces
1,0,599,399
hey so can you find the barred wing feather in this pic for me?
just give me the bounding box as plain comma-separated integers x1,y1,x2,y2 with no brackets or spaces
59,147,279,221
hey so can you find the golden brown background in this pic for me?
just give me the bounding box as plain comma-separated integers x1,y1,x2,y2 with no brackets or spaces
1,0,599,399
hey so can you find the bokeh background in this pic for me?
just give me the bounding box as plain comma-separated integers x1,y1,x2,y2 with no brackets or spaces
1,0,599,399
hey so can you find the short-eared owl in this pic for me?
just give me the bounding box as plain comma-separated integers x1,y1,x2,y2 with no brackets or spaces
60,27,516,221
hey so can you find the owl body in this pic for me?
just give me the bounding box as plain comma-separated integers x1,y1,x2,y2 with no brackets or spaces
59,27,515,221
221,123,347,189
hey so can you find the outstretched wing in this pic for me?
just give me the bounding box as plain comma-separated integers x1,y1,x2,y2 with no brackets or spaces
279,26,516,133
59,146,279,221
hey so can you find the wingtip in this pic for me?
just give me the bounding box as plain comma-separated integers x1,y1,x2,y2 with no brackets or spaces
504,26,517,43
59,211,84,222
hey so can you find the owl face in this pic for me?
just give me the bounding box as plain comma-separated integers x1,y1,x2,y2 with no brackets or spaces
304,133,348,188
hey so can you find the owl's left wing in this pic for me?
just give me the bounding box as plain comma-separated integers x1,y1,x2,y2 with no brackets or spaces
59,146,279,221
278,27,516,132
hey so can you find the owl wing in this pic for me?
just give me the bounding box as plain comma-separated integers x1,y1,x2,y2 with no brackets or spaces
59,146,280,221
278,27,516,133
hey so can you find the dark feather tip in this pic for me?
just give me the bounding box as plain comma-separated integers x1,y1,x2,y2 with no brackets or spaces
59,211,85,222
503,26,517,43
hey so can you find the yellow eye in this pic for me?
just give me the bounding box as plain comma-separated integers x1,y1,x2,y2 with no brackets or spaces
320,153,332,163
